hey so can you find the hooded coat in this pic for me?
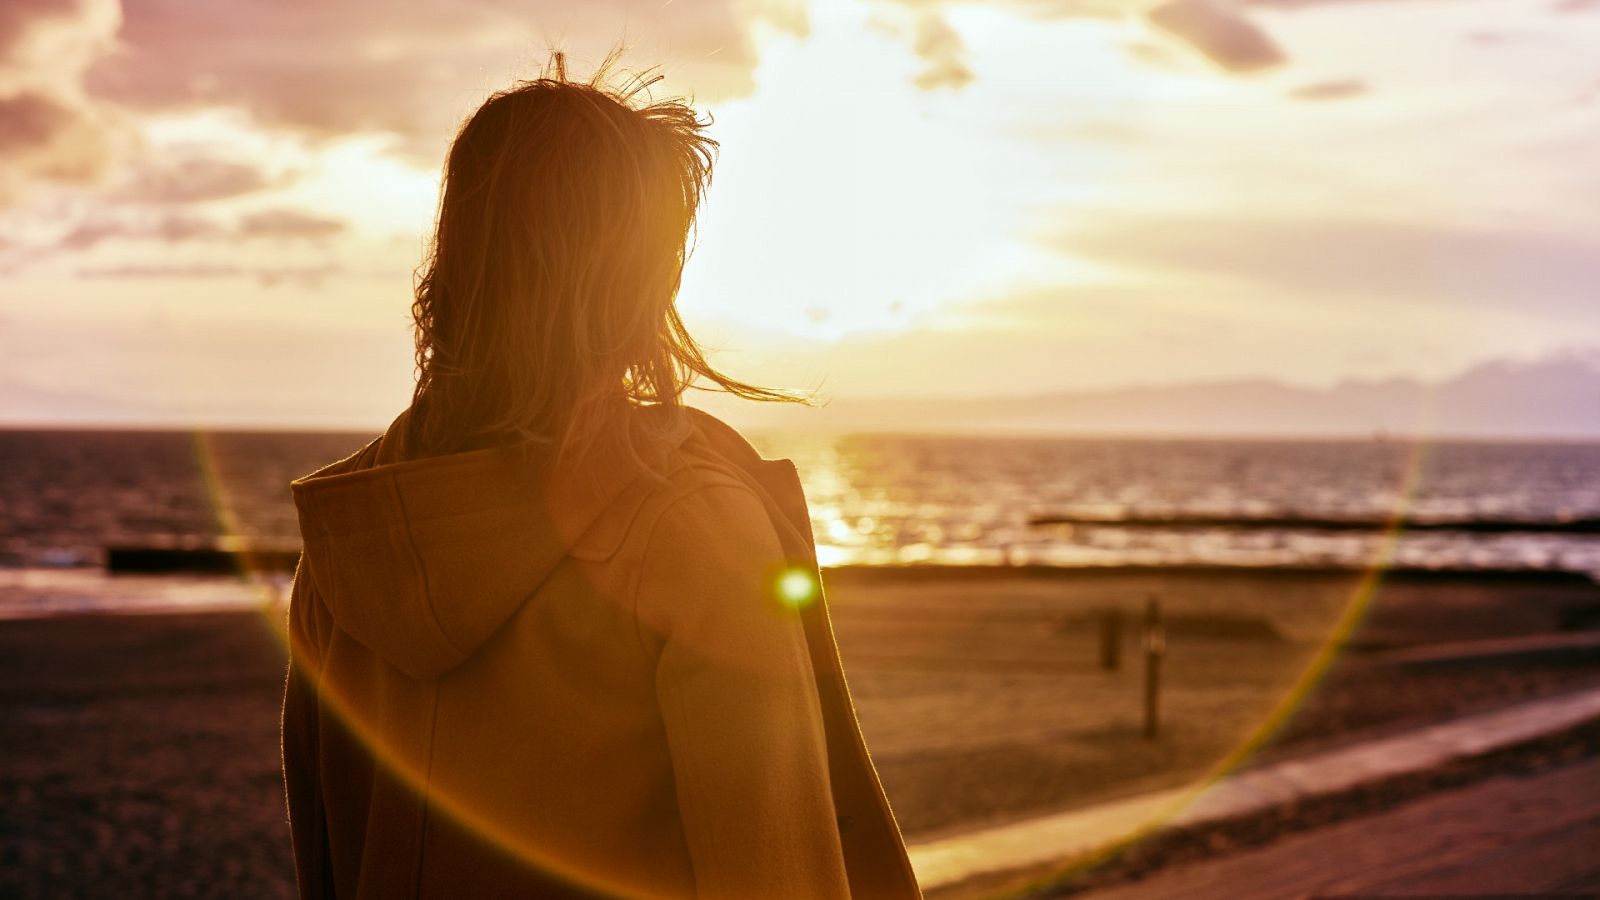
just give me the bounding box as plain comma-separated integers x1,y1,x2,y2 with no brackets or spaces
281,406,921,900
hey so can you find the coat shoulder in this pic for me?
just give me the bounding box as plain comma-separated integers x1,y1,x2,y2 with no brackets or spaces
566,444,768,565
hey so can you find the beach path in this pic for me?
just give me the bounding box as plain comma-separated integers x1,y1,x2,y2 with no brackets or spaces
1079,753,1600,899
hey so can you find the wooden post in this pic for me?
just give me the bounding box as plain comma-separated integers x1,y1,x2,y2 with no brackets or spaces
1100,608,1122,671
1144,595,1165,739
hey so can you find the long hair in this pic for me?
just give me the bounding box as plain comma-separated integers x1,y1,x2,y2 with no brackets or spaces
406,53,799,469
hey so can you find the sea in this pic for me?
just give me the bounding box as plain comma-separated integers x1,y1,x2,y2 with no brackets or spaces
2,428,1599,617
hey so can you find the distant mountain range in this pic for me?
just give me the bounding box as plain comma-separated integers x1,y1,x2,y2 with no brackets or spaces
713,354,1600,439
4,353,1595,439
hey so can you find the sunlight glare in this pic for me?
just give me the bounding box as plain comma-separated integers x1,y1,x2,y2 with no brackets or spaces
679,0,1027,339
278,136,441,240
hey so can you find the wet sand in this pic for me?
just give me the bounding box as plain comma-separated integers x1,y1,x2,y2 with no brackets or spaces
3,568,1599,898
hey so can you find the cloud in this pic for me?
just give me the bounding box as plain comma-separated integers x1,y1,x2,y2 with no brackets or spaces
1289,79,1368,100
1123,39,1188,70
911,13,973,90
85,0,793,166
1146,0,1286,72
111,155,283,204
76,261,341,287
0,0,124,201
0,0,64,52
0,90,103,170
237,208,345,241
943,0,1131,21
76,262,242,277
883,0,1289,79
1240,0,1402,7
40,207,343,253
1061,215,1600,320
0,0,105,70
56,212,226,249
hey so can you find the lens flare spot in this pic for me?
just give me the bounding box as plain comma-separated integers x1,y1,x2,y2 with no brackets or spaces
775,567,818,608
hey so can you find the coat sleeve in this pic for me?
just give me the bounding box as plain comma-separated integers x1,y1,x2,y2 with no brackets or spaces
282,561,336,899
636,483,852,899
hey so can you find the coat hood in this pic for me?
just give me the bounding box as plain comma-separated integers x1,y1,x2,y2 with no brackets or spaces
287,406,925,899
290,407,704,679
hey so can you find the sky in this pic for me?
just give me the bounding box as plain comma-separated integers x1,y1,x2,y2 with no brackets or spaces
0,0,1597,429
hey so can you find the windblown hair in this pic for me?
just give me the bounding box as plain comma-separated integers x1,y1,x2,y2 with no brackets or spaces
406,53,797,468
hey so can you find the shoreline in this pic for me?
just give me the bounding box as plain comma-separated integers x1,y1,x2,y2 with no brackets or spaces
2,560,1592,621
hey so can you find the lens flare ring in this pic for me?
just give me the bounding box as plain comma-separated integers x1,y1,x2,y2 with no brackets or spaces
192,404,1437,892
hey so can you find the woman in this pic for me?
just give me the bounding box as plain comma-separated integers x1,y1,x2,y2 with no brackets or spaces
281,58,921,899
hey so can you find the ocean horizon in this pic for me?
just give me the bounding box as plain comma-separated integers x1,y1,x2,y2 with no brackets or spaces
3,428,1598,616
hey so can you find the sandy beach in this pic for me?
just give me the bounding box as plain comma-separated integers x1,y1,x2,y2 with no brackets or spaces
3,566,1599,898
830,566,1600,839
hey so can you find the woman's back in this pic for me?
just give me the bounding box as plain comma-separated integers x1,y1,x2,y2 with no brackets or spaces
283,406,918,898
